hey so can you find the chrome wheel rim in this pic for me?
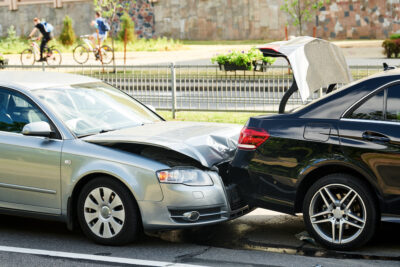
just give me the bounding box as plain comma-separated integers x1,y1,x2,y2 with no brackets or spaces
84,187,125,238
309,183,367,245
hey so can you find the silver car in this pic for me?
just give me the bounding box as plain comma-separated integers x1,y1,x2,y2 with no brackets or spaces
0,71,249,245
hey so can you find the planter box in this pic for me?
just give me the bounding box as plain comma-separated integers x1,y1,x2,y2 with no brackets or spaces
253,61,270,72
219,63,250,71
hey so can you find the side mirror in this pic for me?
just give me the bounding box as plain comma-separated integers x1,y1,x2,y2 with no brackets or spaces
146,104,156,112
22,121,53,137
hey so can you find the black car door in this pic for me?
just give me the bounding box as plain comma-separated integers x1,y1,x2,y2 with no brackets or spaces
339,84,400,214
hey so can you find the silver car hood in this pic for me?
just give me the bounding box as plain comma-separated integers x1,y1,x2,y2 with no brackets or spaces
82,121,242,168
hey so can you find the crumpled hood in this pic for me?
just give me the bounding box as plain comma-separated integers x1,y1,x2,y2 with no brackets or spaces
82,121,242,168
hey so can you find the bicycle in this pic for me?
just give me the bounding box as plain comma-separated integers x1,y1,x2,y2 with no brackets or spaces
20,39,62,66
73,35,113,64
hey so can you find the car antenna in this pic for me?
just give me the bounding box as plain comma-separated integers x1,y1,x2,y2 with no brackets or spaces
383,62,396,71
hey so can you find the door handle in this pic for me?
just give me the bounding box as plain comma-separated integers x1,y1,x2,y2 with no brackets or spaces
362,131,390,143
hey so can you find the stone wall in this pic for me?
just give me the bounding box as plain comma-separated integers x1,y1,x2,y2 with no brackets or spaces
1,0,399,40
127,0,155,39
153,0,400,40
317,0,400,39
0,2,94,37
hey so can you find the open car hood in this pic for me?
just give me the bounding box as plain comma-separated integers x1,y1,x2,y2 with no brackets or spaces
258,36,352,101
82,121,242,168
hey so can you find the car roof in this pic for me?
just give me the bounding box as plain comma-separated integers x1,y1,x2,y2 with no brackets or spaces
296,68,400,119
0,71,100,91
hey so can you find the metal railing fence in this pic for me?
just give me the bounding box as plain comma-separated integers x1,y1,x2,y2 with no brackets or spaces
1,64,385,116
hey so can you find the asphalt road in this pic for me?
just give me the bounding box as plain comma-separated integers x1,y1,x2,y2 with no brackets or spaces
0,209,398,267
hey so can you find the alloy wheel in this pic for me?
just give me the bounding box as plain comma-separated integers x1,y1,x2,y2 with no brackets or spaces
309,183,367,245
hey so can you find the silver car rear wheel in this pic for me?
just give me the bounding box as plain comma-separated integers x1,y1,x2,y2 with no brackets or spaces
84,187,126,238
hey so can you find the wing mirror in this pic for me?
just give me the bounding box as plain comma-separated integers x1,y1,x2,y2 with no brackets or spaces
22,121,53,137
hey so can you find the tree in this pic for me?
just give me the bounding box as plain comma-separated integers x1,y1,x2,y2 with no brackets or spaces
280,0,329,36
59,16,76,46
93,0,133,66
118,12,135,42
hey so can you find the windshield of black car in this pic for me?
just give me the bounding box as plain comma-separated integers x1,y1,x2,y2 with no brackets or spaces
32,82,161,137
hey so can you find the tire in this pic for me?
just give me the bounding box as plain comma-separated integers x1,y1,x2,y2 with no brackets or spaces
100,45,113,64
46,48,62,66
73,45,89,64
77,177,140,245
303,173,377,250
20,49,35,65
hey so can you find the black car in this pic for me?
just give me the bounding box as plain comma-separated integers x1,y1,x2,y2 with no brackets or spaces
230,68,400,250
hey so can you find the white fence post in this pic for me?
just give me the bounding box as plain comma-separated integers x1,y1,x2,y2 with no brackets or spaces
170,62,177,119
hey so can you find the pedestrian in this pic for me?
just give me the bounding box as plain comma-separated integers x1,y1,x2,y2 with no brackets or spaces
28,18,53,62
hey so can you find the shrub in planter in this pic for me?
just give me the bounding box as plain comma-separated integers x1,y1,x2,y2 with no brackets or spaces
382,39,400,58
211,48,275,71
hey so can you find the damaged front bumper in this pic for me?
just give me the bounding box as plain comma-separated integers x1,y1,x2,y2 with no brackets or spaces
139,171,250,230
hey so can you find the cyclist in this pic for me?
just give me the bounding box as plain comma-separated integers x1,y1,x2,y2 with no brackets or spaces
89,11,110,59
28,18,53,62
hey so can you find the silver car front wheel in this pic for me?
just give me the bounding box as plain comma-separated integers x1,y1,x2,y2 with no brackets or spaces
84,187,126,238
78,177,140,245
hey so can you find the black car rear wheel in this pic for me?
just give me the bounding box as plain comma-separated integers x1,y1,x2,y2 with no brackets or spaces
303,174,377,250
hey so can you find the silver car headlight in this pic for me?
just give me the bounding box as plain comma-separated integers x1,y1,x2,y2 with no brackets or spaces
156,168,214,186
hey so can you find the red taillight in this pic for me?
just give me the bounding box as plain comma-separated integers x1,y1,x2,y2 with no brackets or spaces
238,127,269,150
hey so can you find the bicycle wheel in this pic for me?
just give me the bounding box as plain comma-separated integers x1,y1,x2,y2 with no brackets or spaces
20,49,35,65
73,45,89,64
47,48,62,66
100,45,113,64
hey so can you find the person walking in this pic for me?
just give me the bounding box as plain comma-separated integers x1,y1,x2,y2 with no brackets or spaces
29,18,53,62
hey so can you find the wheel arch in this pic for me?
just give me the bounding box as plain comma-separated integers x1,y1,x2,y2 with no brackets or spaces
294,163,383,214
67,172,143,231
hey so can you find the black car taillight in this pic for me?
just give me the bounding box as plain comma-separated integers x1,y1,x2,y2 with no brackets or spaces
238,126,270,150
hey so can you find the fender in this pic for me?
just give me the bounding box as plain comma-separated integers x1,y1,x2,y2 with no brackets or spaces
296,157,384,200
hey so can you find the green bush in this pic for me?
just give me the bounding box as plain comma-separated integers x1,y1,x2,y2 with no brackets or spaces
59,16,76,46
389,33,400,40
382,39,400,58
118,13,135,42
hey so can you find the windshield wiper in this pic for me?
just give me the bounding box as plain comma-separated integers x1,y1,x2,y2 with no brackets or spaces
99,128,115,134
77,128,116,138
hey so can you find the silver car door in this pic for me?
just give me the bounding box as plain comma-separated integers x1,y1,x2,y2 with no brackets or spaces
0,88,62,214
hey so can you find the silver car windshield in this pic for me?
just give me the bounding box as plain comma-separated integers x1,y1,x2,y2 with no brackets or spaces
32,82,161,137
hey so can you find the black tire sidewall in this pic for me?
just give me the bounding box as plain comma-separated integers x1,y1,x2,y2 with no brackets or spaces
303,174,377,250
77,177,140,245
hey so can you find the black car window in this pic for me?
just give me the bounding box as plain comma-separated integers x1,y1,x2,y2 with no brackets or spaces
349,90,384,121
387,85,400,122
0,88,49,133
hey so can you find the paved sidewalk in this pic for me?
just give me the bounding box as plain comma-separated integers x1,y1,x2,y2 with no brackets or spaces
3,40,400,66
